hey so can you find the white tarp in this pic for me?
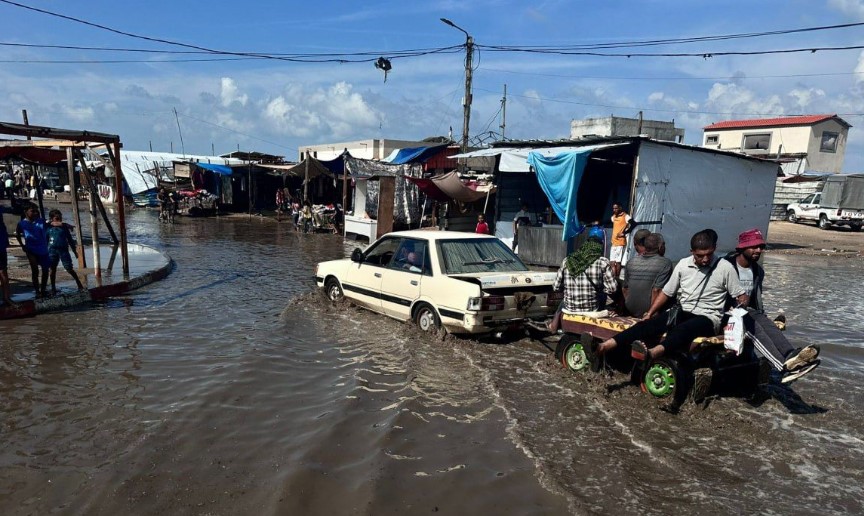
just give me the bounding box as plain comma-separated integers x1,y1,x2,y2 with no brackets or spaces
633,141,778,260
107,150,246,194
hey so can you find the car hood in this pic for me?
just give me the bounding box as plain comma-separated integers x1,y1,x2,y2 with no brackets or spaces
448,271,557,288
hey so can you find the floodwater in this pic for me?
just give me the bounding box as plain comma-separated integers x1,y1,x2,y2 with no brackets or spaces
1,212,863,515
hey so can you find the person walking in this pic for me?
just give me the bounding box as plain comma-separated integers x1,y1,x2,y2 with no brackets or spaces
46,209,85,295
15,203,50,298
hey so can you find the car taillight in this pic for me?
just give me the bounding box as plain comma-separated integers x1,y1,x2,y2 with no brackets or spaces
467,295,505,311
547,291,564,304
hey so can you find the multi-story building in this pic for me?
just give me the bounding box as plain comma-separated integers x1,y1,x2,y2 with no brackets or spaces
298,138,435,162
702,114,851,173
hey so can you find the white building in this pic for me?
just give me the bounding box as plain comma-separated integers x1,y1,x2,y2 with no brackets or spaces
702,114,851,173
570,115,685,142
298,138,434,162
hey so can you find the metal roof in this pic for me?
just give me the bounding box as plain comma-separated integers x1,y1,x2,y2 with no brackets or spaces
704,114,851,131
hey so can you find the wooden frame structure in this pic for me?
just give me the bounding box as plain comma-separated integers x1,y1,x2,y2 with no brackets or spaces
0,121,130,277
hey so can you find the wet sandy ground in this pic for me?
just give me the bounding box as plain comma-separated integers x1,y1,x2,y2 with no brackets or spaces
1,212,863,515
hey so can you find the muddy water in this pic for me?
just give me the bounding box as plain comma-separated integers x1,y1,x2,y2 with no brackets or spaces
1,213,863,515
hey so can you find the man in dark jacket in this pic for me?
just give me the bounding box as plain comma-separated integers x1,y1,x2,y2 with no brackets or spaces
726,228,820,383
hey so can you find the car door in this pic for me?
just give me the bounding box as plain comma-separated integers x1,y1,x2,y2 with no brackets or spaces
343,236,402,313
798,194,815,220
380,239,429,320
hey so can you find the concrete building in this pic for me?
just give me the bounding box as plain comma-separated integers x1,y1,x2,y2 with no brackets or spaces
702,114,851,173
570,115,685,142
298,138,435,162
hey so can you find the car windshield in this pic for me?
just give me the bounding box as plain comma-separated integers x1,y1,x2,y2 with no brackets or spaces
438,238,529,274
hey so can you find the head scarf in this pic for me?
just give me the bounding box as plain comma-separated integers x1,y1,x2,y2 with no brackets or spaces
565,238,603,276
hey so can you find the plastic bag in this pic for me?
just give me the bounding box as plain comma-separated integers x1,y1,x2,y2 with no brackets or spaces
723,307,747,355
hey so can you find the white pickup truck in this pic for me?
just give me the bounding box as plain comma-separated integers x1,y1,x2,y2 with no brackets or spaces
786,191,864,231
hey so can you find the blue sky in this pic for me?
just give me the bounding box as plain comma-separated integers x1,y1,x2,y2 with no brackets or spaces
2,0,864,170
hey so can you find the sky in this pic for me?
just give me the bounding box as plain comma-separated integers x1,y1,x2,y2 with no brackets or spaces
2,0,864,170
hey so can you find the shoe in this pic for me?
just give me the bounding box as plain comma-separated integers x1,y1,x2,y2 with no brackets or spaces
781,360,820,384
691,368,713,403
582,334,601,373
631,340,649,362
784,345,820,371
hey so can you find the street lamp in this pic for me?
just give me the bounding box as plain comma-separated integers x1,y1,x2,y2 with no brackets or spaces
440,18,474,165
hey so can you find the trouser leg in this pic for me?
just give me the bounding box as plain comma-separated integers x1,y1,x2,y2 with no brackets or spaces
746,309,792,371
661,312,715,355
612,312,670,347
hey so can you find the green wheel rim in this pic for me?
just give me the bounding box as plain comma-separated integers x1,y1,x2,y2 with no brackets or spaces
644,363,676,397
564,343,588,371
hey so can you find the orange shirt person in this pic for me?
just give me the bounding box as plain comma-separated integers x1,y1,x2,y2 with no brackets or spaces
609,202,632,278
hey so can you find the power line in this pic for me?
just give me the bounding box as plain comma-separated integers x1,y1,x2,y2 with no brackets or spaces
476,44,864,58
478,67,864,81
472,86,864,118
0,57,254,64
176,112,297,152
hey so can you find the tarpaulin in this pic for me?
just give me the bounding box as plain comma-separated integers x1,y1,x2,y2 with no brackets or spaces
346,157,423,224
386,144,447,165
405,171,492,203
528,150,593,241
195,162,233,175
280,158,334,180
0,147,66,164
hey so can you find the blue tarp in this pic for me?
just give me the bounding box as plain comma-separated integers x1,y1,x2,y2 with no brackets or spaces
196,162,233,175
527,149,594,241
388,145,446,165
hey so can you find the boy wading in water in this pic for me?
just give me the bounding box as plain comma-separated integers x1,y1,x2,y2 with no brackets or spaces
46,209,85,295
15,203,50,298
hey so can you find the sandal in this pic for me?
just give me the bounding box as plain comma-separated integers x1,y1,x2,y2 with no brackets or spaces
631,340,650,366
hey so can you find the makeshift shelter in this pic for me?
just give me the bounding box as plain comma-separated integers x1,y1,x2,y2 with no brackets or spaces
343,157,423,239
457,137,779,265
0,120,130,276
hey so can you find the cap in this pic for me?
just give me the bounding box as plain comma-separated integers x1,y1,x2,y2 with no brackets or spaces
737,228,766,249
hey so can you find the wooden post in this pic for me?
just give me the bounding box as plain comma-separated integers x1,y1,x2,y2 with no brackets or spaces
21,109,30,140
376,177,395,238
74,149,118,244
66,147,86,269
109,141,129,275
88,164,102,283
342,153,348,235
303,155,309,202
247,161,252,215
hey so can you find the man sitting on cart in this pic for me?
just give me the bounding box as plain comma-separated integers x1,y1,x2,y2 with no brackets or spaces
591,229,748,368
546,226,618,331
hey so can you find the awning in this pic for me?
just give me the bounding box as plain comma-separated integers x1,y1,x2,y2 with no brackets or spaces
195,162,233,175
280,158,334,179
0,146,67,164
405,171,494,203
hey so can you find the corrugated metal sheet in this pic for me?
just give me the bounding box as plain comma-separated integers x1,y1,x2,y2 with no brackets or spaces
517,226,566,267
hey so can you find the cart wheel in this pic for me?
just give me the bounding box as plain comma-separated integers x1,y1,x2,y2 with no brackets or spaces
557,335,589,372
324,277,343,302
642,357,691,406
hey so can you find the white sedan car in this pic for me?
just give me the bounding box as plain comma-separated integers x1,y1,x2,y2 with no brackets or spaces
315,230,561,334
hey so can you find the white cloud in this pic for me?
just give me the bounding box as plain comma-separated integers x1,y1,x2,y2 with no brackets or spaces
263,81,378,138
704,82,784,117
648,92,665,103
828,0,864,19
788,87,826,108
219,77,248,107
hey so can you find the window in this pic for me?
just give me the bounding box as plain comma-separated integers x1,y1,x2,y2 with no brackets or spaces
438,238,529,275
742,133,771,151
390,239,431,275
705,134,719,145
800,194,814,204
820,131,839,153
362,237,402,267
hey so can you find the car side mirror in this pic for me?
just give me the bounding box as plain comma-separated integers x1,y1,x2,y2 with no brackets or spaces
350,248,363,263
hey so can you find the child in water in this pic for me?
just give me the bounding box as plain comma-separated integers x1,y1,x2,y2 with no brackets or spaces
46,209,85,295
15,203,50,298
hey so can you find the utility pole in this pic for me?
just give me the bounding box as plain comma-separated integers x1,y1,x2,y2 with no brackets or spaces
441,18,473,169
500,84,507,140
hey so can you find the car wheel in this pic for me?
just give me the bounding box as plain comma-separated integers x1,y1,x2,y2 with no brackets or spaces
558,335,589,372
324,277,344,302
787,210,798,223
818,214,831,230
413,303,440,332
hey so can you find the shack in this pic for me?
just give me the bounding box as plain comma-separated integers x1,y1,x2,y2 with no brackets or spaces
458,137,779,264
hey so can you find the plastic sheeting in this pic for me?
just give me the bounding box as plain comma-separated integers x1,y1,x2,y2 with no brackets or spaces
821,174,864,210
632,141,778,260
453,143,627,172
528,149,594,240
111,151,244,194
386,144,447,165
346,157,423,224
404,171,492,203
195,162,233,175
